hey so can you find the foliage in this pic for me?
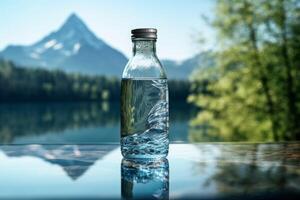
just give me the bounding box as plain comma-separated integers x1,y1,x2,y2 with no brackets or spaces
0,59,190,102
189,0,300,141
0,60,120,101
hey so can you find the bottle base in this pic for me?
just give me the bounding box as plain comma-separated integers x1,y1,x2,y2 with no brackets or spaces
120,132,169,160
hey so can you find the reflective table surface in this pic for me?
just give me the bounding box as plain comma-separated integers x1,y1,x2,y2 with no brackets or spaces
0,143,299,199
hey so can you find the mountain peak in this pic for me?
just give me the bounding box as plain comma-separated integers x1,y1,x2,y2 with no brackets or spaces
0,13,128,76
66,13,84,25
68,13,81,21
46,13,106,50
61,13,87,32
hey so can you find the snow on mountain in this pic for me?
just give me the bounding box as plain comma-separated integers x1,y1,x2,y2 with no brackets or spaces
0,13,212,79
0,13,128,75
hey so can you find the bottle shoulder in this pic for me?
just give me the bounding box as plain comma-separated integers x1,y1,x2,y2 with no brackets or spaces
122,55,167,79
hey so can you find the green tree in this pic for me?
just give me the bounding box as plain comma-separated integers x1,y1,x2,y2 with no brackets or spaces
189,0,300,142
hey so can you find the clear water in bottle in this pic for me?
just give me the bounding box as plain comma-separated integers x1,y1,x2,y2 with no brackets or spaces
121,78,169,159
121,28,169,159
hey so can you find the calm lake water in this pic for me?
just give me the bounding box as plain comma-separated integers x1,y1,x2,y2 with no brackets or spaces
0,102,195,144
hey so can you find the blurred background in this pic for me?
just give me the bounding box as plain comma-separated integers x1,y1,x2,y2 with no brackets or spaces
0,0,299,144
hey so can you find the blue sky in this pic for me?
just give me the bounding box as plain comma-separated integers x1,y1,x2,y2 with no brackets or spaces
0,0,216,60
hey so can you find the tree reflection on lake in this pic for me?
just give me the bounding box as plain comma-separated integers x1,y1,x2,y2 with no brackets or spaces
0,102,119,144
190,143,300,198
1,101,295,144
0,102,193,144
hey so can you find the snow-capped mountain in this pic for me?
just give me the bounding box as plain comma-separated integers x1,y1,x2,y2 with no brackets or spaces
0,14,128,75
0,13,213,79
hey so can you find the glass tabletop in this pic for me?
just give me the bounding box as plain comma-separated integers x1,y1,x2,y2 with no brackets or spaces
0,143,299,199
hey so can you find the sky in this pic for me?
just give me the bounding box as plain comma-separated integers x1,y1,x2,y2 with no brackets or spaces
0,0,216,60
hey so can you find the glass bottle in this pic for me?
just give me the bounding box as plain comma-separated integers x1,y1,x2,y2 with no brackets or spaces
121,28,169,159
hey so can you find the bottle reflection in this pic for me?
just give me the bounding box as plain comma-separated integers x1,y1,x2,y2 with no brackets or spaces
121,158,169,200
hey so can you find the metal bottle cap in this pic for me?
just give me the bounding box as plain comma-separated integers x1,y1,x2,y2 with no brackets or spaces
131,28,157,39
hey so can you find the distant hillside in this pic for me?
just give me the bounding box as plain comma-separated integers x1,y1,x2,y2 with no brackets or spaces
0,13,212,79
162,51,214,80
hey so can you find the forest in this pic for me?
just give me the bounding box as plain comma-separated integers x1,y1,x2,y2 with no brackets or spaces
189,0,300,141
0,59,190,103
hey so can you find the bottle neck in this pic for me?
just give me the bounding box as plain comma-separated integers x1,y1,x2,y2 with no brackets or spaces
132,40,156,56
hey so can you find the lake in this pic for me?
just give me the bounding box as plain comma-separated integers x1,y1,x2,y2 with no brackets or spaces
1,102,299,199
0,102,195,144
